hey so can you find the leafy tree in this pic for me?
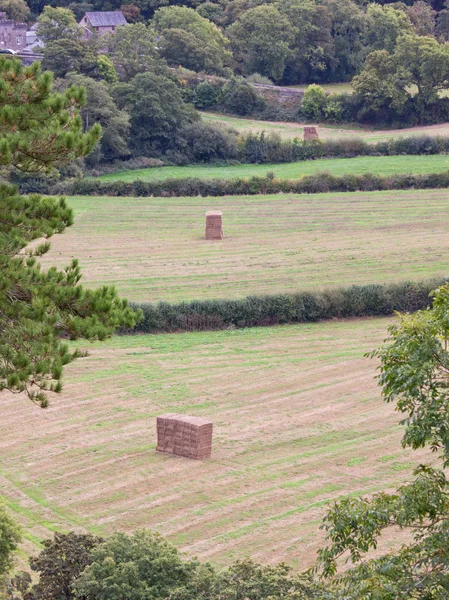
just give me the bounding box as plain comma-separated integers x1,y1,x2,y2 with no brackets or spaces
120,2,141,21
30,532,102,600
196,1,225,25
323,0,367,81
352,49,410,122
317,283,449,598
0,500,21,583
278,0,334,84
36,6,81,45
395,33,449,112
222,0,266,25
180,121,238,162
227,5,295,82
0,57,139,407
0,0,29,22
111,71,198,155
42,38,98,79
436,1,449,41
153,6,231,74
73,530,206,600
107,23,167,81
406,1,436,37
364,4,413,55
65,73,130,162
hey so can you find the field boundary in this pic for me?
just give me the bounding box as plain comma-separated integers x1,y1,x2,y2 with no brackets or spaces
69,170,449,197
125,279,445,334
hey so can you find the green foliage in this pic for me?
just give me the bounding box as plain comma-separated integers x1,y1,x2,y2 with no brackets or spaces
112,71,198,155
192,80,223,109
10,532,103,600
301,84,328,121
36,6,81,44
278,0,334,84
0,60,139,407
65,73,130,162
124,279,442,334
0,185,139,407
228,4,295,81
42,38,99,79
97,54,118,84
0,0,29,22
153,6,231,74
73,530,204,600
370,284,449,465
353,33,449,124
316,283,449,598
221,78,262,115
364,4,413,54
0,57,101,173
0,500,21,581
107,23,167,82
180,121,238,162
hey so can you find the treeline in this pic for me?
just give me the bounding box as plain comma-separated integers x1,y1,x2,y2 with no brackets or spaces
18,1,449,179
16,0,449,87
66,169,449,198
126,280,441,334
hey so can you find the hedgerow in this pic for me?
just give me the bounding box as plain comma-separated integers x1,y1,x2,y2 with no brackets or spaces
68,169,449,197
123,279,444,334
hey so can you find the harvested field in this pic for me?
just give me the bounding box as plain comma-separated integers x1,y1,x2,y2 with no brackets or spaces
0,318,433,567
38,190,449,303
98,154,449,183
202,112,449,142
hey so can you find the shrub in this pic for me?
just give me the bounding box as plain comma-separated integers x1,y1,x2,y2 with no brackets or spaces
124,279,445,335
221,79,264,116
246,73,273,85
122,280,446,333
300,84,328,121
181,122,239,162
192,80,223,109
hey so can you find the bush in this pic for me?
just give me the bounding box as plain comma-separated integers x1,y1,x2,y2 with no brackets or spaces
221,79,264,116
246,73,274,85
300,85,328,121
192,80,223,109
181,122,239,162
124,279,445,334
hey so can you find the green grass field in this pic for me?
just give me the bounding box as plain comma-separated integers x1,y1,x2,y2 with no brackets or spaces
37,189,449,303
98,154,449,183
0,317,432,567
201,112,449,142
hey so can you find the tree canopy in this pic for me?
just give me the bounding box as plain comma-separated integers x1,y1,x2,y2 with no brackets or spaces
316,283,449,598
0,57,139,407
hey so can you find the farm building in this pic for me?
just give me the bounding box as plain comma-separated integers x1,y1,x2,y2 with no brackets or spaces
79,11,127,37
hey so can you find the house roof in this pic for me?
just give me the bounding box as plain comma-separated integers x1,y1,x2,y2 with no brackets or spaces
84,11,127,27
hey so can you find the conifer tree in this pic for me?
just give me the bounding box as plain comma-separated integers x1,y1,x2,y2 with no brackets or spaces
0,57,140,407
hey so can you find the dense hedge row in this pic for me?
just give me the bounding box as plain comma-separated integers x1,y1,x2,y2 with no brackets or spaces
125,280,444,334
240,134,449,164
70,170,449,197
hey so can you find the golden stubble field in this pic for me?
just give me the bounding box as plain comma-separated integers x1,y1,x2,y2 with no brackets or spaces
0,318,433,568
37,190,449,303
